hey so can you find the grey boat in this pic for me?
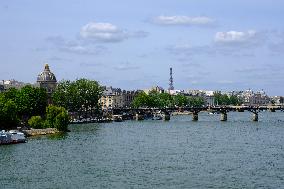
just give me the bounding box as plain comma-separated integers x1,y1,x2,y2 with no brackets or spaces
0,130,26,144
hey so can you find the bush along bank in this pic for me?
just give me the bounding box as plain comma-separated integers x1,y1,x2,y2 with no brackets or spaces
28,105,70,132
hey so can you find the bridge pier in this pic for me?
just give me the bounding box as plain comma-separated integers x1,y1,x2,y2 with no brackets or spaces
252,112,258,121
163,113,171,121
269,109,276,112
220,112,227,121
192,112,198,121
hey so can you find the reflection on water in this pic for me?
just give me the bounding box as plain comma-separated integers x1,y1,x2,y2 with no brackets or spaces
0,112,284,189
46,132,68,140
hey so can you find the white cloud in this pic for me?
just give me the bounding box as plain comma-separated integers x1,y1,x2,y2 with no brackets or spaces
80,22,148,42
114,62,140,71
167,30,268,58
153,15,214,26
46,36,106,55
214,30,257,44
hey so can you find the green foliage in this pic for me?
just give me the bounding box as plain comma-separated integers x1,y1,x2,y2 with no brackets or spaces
28,116,45,129
45,105,69,131
132,92,205,108
15,85,48,119
173,94,189,107
188,96,205,107
0,94,19,129
132,92,150,108
214,92,241,105
4,87,18,100
156,93,173,108
27,106,69,131
46,105,66,128
0,86,70,131
0,86,47,129
54,111,69,131
52,79,103,114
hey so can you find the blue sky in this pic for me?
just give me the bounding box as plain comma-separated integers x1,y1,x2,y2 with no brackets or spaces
1,0,284,95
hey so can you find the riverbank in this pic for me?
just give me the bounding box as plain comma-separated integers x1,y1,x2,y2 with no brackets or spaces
22,128,60,136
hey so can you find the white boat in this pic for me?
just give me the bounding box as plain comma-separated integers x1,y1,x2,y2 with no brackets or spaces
9,130,26,143
0,130,12,144
0,130,26,144
112,115,123,122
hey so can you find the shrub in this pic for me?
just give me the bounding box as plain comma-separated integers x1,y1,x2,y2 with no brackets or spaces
45,105,69,131
54,111,69,131
28,116,45,129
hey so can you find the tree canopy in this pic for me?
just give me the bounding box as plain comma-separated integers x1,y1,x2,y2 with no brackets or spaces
0,93,19,129
132,91,205,108
52,79,103,114
28,105,70,131
15,85,48,119
214,92,241,105
0,85,48,130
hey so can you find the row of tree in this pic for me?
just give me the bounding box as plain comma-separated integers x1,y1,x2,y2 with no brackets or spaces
0,86,48,130
213,92,241,106
28,105,69,131
131,91,205,108
52,79,103,117
0,85,70,131
0,79,102,131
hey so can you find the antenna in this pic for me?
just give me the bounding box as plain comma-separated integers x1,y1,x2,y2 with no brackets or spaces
168,67,174,90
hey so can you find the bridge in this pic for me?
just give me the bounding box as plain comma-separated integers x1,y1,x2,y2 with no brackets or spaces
111,105,284,122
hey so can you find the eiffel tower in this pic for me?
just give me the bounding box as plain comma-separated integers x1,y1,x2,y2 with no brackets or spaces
168,67,174,90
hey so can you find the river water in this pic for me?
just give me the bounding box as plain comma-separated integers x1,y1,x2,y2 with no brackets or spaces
1,112,284,189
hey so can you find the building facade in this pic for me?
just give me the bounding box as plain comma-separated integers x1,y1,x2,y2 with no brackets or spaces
144,86,164,94
99,86,138,110
240,89,270,106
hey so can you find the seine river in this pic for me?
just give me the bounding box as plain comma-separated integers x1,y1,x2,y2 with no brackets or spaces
1,112,284,189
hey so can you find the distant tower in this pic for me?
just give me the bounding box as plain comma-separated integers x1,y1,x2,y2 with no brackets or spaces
37,64,57,95
168,67,174,91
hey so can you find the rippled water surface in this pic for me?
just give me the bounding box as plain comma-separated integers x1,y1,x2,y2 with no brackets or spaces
1,112,284,189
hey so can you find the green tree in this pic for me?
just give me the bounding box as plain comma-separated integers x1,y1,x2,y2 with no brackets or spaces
28,116,45,129
148,90,161,107
173,94,189,107
52,79,102,116
4,87,18,100
54,111,69,131
188,96,205,107
156,93,173,108
214,92,241,105
15,85,48,120
132,91,150,108
45,105,69,131
0,94,19,130
45,105,64,128
229,95,241,105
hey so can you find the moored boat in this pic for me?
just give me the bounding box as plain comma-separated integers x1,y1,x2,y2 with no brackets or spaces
9,130,26,143
0,130,26,145
112,115,123,122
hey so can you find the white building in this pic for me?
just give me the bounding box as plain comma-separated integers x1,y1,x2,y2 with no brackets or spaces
240,89,270,106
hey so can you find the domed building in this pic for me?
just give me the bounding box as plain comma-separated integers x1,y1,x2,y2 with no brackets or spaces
37,64,57,94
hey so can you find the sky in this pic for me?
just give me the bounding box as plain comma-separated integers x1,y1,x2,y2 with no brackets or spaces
1,0,284,95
